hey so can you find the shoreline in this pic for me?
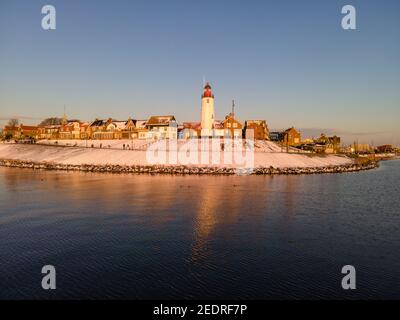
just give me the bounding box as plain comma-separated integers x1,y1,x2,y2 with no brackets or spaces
0,158,379,175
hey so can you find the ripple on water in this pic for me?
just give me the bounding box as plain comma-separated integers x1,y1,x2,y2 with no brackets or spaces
0,162,399,299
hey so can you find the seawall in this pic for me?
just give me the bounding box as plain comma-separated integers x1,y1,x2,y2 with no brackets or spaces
0,158,379,175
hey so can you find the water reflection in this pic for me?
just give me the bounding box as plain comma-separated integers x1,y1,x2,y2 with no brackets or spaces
1,163,400,299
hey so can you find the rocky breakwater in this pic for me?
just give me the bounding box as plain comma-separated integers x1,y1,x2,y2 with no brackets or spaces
0,159,379,175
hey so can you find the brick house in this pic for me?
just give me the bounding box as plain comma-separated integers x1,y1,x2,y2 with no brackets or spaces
222,113,243,138
244,120,270,140
282,127,301,146
3,124,39,139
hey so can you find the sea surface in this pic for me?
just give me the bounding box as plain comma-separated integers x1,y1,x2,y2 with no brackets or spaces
0,161,399,299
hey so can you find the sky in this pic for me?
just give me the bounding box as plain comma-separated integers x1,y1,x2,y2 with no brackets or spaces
0,0,399,145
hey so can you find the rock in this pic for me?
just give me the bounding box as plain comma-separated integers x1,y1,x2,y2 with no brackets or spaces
0,158,379,176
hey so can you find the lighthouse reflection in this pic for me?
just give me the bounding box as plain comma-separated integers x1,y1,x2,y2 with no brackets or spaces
189,177,271,264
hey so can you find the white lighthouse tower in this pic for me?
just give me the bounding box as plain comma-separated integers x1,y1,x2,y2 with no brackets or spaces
200,82,215,137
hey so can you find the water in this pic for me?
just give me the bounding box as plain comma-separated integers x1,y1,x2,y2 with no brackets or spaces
0,161,399,299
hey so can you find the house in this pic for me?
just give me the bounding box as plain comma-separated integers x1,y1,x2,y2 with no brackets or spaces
213,120,225,138
59,120,82,139
222,113,243,138
269,131,283,142
88,118,114,139
3,125,19,138
145,116,177,139
87,117,140,140
181,122,201,139
315,134,341,154
59,123,73,139
37,121,88,140
3,124,39,139
282,127,301,146
79,122,89,139
292,133,341,153
269,127,301,145
105,120,128,139
38,125,61,140
122,118,136,139
376,145,393,153
244,120,269,140
207,114,243,139
89,119,107,139
137,129,150,140
20,125,39,138
133,120,149,139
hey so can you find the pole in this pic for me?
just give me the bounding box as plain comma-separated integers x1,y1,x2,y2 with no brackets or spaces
286,132,289,153
231,100,235,140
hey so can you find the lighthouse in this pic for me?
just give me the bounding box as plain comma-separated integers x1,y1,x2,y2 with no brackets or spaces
200,82,215,137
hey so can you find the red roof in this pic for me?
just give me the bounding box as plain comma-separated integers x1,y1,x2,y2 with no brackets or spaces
183,122,201,130
213,121,224,129
146,116,176,126
20,125,38,130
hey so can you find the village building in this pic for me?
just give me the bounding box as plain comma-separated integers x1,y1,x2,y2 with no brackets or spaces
59,120,82,140
145,116,177,139
282,127,301,146
269,127,301,145
244,120,270,140
180,122,201,139
212,120,225,138
314,134,341,154
134,120,149,139
269,131,283,142
3,124,39,140
38,125,61,140
121,118,136,139
87,117,139,140
376,145,394,153
3,125,19,138
105,121,127,139
19,125,39,139
88,118,112,139
222,113,243,138
79,122,90,139
298,135,341,154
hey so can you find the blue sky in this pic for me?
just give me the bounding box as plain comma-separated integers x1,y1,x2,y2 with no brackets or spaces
0,0,399,145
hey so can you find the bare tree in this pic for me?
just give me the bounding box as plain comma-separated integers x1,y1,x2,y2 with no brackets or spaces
39,117,63,126
8,118,19,128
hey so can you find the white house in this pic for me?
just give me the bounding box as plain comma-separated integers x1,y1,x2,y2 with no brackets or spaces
145,116,177,139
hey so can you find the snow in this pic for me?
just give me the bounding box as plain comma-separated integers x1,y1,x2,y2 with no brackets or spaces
37,139,151,150
0,140,353,168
